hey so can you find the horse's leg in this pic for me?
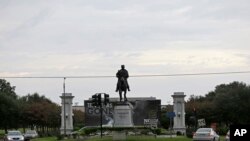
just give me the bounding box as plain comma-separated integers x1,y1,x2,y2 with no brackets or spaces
119,90,122,102
124,90,127,101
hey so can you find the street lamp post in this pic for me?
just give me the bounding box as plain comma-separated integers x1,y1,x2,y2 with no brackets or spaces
63,77,66,136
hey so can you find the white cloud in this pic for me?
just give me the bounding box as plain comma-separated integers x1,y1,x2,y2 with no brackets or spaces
0,72,31,77
136,48,249,71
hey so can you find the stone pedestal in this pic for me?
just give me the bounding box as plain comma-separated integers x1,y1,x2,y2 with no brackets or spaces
60,93,74,135
113,102,134,127
172,92,186,135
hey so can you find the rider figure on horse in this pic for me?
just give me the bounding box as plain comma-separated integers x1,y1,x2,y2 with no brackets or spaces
116,65,130,92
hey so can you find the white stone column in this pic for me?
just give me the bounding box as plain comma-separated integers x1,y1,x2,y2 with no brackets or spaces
172,92,186,135
60,93,74,135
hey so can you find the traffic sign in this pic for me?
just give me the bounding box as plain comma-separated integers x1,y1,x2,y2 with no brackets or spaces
167,112,176,118
198,119,206,127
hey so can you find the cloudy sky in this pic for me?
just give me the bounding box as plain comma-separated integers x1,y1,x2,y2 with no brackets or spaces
1,0,250,105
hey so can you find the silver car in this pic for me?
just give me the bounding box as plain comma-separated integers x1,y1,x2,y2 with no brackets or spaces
4,131,24,141
193,128,220,141
24,130,38,140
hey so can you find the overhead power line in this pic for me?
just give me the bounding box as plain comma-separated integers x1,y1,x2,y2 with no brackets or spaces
1,71,250,79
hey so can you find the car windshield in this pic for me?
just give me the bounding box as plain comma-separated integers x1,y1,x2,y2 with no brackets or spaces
8,131,21,136
197,128,211,132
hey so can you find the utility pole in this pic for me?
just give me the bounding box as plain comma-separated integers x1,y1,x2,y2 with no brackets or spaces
99,94,103,138
63,77,66,136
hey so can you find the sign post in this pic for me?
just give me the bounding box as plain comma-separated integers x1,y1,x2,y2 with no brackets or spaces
144,119,158,128
167,112,176,138
198,119,206,127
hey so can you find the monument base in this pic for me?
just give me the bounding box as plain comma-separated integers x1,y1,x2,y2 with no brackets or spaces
113,102,134,127
60,128,73,135
173,127,186,135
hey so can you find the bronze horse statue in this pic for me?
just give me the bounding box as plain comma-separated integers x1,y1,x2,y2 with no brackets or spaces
118,77,128,102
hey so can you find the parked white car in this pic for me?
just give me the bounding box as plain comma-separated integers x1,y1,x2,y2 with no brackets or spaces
193,128,220,141
4,131,24,141
24,130,38,140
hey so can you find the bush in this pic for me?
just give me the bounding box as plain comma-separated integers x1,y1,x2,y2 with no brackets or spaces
217,126,228,135
56,134,63,140
186,128,196,138
151,128,161,135
84,128,98,135
0,132,5,139
176,131,182,136
140,129,150,135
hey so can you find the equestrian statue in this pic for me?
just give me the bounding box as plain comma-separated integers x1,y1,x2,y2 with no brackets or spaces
115,65,130,102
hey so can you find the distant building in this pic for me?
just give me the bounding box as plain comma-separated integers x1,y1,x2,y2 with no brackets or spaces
72,106,85,113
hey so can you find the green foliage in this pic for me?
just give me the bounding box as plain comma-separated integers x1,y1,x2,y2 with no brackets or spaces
159,128,174,135
160,112,170,129
139,129,150,135
0,79,17,98
0,79,19,132
84,128,98,135
56,134,64,140
176,131,182,136
186,81,250,135
151,128,161,135
32,137,57,141
0,79,61,135
32,136,193,141
79,126,158,136
216,126,229,135
186,128,196,138
19,93,61,135
0,130,5,139
83,136,192,141
213,81,250,124
73,109,84,131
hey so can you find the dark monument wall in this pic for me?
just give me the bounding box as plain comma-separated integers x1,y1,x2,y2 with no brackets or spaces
84,100,161,126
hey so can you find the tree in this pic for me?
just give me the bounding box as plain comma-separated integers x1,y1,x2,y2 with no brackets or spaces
0,79,16,98
73,110,85,130
185,81,250,129
213,81,250,125
0,79,19,133
0,80,61,135
160,105,172,129
19,93,61,135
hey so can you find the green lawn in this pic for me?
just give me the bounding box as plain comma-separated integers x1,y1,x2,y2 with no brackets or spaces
32,136,193,141
32,137,58,141
87,136,192,141
31,135,225,141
